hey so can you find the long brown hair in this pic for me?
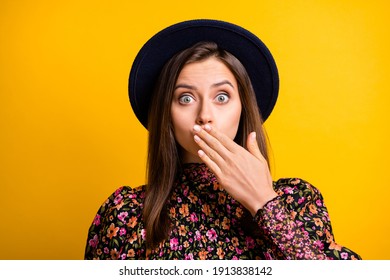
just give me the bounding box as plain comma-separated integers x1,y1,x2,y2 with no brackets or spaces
145,42,270,249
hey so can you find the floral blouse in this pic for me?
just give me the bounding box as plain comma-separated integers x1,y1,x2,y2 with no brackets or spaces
84,163,361,260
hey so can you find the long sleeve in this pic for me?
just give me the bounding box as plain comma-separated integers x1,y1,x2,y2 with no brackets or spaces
254,178,361,260
84,186,146,260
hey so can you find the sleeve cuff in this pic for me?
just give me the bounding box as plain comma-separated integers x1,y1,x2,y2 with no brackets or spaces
253,195,281,223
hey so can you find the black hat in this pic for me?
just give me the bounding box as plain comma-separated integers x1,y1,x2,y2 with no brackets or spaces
129,19,279,128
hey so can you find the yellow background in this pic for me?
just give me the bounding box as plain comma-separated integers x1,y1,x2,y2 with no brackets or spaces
1,0,389,260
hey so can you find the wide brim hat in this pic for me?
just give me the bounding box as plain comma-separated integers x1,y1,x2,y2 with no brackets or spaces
129,19,279,129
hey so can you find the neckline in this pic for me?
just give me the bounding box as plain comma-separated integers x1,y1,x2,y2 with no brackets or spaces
179,162,216,181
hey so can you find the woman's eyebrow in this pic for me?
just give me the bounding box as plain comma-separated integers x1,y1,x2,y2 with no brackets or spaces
174,84,197,90
212,80,235,89
174,80,234,90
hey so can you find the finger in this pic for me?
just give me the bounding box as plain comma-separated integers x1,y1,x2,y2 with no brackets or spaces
193,125,231,159
194,124,238,153
197,149,222,177
246,132,265,162
194,134,225,165
204,124,239,152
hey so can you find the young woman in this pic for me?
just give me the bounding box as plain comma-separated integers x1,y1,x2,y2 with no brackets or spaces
84,19,360,260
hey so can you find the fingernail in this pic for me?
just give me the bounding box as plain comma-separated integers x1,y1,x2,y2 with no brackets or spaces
193,125,201,132
198,150,205,157
194,135,201,142
204,124,211,131
251,132,257,140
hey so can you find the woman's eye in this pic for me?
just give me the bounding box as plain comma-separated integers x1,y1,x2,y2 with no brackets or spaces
216,93,229,103
179,95,194,104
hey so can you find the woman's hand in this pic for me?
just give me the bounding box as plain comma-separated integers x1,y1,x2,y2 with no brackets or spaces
193,124,277,216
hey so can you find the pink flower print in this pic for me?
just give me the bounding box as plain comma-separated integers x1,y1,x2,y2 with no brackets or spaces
119,228,127,236
315,199,322,207
114,194,123,205
323,212,330,219
245,236,255,249
195,230,201,241
313,240,324,250
185,253,194,260
118,212,128,223
340,252,349,260
114,188,123,196
190,213,198,222
284,187,294,194
170,238,179,251
88,234,99,248
141,229,146,240
285,231,294,240
275,211,285,221
264,252,273,260
235,247,243,255
93,214,101,226
206,229,217,242
298,197,305,204
295,252,304,259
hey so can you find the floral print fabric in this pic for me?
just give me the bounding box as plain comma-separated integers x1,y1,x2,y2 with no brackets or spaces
85,163,360,260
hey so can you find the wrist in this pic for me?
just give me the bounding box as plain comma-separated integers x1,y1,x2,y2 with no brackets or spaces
249,190,278,216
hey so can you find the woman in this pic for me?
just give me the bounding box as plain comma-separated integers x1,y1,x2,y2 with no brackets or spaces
84,19,360,260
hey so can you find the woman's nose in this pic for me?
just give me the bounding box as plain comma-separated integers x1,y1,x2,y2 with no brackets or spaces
196,102,213,125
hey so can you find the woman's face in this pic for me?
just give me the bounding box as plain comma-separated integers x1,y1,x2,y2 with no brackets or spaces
171,57,242,163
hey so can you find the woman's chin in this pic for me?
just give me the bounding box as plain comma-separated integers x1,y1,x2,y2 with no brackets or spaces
181,151,203,163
